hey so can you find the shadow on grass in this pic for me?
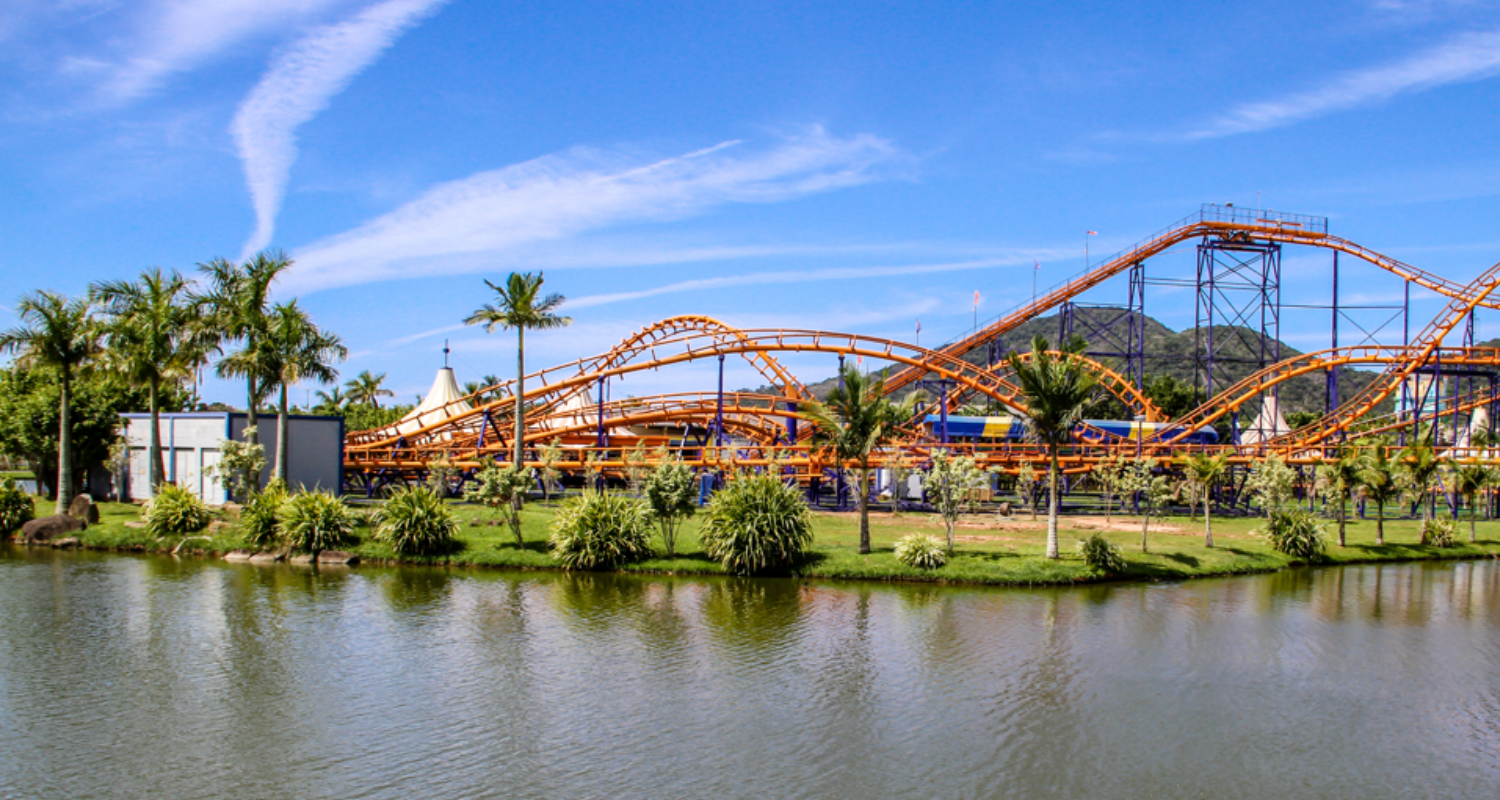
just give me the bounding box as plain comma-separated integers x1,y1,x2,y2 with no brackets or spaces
1163,552,1199,567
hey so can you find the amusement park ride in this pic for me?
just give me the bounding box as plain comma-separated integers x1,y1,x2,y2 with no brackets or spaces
343,205,1500,497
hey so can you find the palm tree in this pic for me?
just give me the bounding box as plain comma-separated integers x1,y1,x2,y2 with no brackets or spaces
1318,449,1363,547
806,363,918,555
0,291,101,514
1179,452,1229,547
1006,334,1098,559
260,302,347,482
1453,462,1493,544
345,370,394,409
464,272,571,468
1398,441,1442,523
200,251,290,450
92,268,214,492
314,387,347,413
1358,446,1400,545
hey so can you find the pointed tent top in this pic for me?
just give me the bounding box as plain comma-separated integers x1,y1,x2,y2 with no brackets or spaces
395,366,473,435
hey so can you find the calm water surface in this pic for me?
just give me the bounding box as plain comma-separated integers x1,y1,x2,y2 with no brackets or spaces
1,546,1497,799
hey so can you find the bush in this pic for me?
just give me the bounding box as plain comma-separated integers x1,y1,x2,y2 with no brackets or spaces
1077,532,1126,573
143,483,211,538
1260,509,1327,560
699,474,813,575
375,487,459,556
0,476,34,535
549,490,654,570
279,491,356,552
1421,516,1456,548
894,533,948,569
240,481,287,547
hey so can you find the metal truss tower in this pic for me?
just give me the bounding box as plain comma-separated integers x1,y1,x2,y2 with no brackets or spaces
1058,262,1146,390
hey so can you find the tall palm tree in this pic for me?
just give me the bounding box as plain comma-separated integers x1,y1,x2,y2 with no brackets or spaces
1006,334,1098,559
314,387,347,413
345,370,394,409
464,272,571,468
1318,449,1363,547
260,302,347,482
806,363,918,555
92,268,214,492
1398,441,1442,523
1358,446,1400,545
1453,463,1493,544
200,251,290,449
0,291,101,514
1179,452,1229,547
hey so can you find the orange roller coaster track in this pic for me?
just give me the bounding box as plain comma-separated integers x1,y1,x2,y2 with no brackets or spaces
344,205,1500,485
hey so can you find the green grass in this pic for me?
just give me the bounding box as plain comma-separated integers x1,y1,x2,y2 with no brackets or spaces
14,494,1500,586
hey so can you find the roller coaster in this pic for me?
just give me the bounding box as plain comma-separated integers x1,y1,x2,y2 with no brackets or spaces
343,204,1500,497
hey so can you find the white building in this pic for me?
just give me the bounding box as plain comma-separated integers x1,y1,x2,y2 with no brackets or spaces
119,412,344,504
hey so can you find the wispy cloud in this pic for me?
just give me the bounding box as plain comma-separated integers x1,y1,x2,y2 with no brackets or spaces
232,0,449,258
567,255,1061,311
286,127,906,293
71,0,355,103
1188,29,1500,139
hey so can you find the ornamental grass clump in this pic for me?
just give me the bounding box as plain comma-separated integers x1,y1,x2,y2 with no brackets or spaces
549,490,654,570
0,476,35,535
1076,532,1126,574
1420,516,1456,548
894,533,948,570
1260,508,1327,560
375,486,459,556
279,491,355,553
239,480,287,547
143,483,212,538
699,474,814,575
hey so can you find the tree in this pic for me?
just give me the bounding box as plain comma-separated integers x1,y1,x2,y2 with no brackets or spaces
1006,334,1098,559
1015,460,1040,520
313,387,347,414
1120,457,1169,552
538,438,564,505
463,460,532,547
464,272,572,469
1397,442,1442,524
644,457,697,556
200,251,290,453
1453,462,1493,544
92,268,214,492
1314,450,1362,547
1245,452,1297,516
1179,452,1229,547
1092,452,1129,523
345,370,394,409
0,291,102,514
258,302,346,482
1358,447,1400,546
806,362,917,555
926,449,988,555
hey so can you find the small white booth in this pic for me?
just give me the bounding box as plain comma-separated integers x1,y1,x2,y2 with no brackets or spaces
119,412,344,504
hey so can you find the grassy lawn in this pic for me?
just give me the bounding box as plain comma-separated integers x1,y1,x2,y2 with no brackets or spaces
16,493,1500,586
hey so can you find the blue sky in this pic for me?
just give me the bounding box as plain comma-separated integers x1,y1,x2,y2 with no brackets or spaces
5,0,1500,404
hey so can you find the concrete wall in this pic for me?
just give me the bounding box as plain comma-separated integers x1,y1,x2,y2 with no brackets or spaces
121,412,343,504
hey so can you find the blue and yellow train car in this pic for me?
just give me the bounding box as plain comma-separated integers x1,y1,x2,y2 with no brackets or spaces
923,415,1218,445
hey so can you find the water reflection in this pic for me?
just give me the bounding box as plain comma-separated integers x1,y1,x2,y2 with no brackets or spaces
1,545,1497,800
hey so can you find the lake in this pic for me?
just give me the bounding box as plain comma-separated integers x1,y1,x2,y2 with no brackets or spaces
1,546,1496,799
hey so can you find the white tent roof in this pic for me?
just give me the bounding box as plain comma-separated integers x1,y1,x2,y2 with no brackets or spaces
395,367,473,435
1239,393,1290,445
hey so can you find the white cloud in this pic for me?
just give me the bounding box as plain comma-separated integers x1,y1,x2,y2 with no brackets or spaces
232,0,449,258
1189,29,1500,139
78,0,356,103
286,127,905,293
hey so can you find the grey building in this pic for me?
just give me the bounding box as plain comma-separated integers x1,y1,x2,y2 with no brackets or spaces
118,412,344,504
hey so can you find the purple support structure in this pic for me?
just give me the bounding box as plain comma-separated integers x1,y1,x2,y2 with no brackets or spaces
1328,251,1339,415
596,375,607,448
715,354,725,448
1195,237,1282,443
785,399,798,443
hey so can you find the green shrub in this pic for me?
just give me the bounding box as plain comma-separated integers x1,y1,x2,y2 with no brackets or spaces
549,490,654,570
1421,516,1456,548
279,491,356,552
0,477,34,535
1077,532,1126,573
375,487,459,556
1260,509,1327,560
699,474,813,575
894,533,948,569
143,483,212,538
240,482,287,547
